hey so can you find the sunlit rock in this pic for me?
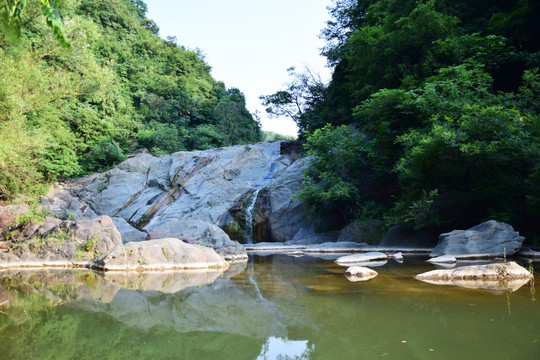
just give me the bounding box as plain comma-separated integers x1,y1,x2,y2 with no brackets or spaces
428,255,457,264
344,266,378,282
91,238,229,271
335,252,388,266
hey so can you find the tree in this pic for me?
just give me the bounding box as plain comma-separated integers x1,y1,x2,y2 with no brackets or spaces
0,0,70,47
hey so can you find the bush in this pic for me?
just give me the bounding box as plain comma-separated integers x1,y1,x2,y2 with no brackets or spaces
81,139,126,173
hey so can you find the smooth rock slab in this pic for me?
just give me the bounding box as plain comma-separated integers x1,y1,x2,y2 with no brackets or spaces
344,266,378,282
91,238,229,271
430,220,526,258
415,262,533,282
428,255,457,264
335,252,388,266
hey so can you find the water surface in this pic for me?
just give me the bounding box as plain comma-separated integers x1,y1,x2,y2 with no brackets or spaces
0,255,538,359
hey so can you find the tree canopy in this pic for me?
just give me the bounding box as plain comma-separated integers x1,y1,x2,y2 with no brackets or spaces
0,0,261,201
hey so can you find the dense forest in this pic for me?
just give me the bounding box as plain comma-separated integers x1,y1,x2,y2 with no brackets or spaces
0,0,262,201
263,0,540,244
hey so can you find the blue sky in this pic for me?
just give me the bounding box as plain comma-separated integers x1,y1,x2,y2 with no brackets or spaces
144,0,334,136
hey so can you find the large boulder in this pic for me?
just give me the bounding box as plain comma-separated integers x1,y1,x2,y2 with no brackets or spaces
379,225,438,249
430,220,526,258
337,220,383,245
91,238,229,271
0,215,123,268
344,266,378,282
145,219,247,261
112,217,147,243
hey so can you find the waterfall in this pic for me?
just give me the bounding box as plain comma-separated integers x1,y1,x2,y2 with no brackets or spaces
243,188,260,244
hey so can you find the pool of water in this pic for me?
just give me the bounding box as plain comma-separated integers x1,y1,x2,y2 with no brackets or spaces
0,255,538,359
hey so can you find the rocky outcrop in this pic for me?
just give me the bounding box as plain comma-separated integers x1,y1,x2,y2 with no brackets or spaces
0,215,122,268
430,220,526,259
39,141,324,258
344,266,378,281
91,238,229,271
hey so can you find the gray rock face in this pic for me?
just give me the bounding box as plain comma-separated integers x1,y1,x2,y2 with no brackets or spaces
379,225,438,248
40,141,326,256
91,238,229,271
337,220,383,245
430,220,526,258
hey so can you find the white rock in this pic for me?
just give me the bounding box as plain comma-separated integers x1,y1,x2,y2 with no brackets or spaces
335,252,388,266
344,266,378,282
427,255,457,264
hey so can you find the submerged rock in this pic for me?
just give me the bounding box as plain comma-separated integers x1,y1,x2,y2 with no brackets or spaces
91,238,229,271
335,252,388,266
430,220,526,259
344,266,378,282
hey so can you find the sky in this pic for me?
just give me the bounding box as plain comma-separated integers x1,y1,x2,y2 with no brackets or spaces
144,0,334,137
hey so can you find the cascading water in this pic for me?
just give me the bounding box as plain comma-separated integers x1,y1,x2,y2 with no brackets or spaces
243,189,260,244
243,145,282,244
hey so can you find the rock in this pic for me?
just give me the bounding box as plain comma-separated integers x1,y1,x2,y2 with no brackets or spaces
518,247,540,258
427,255,457,264
145,219,247,262
111,217,147,243
415,261,533,281
335,252,388,266
0,205,27,233
267,158,313,242
337,220,383,245
344,266,378,282
379,225,438,249
286,226,340,245
390,252,404,262
414,262,533,291
91,238,229,271
430,220,526,259
0,215,122,268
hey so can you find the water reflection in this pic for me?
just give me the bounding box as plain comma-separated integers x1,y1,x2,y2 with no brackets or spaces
0,256,539,360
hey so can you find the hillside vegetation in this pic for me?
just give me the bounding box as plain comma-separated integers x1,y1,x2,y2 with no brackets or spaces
263,0,540,242
0,0,261,201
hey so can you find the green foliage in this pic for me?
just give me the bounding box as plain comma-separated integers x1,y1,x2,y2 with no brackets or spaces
298,124,375,225
262,131,296,142
82,139,126,173
0,0,262,200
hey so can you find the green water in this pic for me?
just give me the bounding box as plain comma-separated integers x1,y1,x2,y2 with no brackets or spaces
0,255,538,360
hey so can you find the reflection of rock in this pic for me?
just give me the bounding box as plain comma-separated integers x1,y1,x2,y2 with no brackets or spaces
430,220,526,259
416,277,531,292
91,238,229,271
335,252,388,266
345,266,378,282
100,270,224,293
414,261,533,282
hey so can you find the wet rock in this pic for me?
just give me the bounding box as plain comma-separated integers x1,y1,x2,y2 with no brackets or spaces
335,252,388,266
518,247,540,258
428,255,457,264
344,266,378,281
430,220,526,259
91,238,229,271
390,252,404,262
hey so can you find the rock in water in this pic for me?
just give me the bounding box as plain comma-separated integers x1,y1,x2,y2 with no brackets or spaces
430,220,525,259
427,255,457,264
344,266,378,282
91,238,229,271
414,262,533,291
335,252,388,266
